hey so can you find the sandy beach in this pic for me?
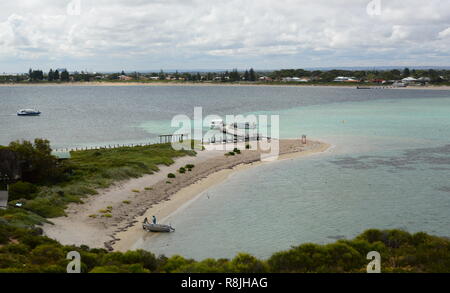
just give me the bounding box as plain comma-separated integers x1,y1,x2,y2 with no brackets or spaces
43,139,330,251
2,81,450,90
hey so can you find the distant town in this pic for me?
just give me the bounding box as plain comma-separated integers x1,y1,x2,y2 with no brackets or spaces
1,67,450,87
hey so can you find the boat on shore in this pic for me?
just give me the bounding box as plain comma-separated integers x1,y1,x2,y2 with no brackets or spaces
17,109,41,116
143,223,175,233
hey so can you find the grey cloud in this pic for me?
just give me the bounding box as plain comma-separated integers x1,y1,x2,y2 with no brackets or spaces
0,0,449,70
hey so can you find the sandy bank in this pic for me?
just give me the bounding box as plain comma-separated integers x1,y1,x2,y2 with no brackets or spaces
43,139,330,251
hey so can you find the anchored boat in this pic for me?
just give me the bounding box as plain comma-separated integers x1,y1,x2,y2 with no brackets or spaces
17,109,41,116
143,223,175,233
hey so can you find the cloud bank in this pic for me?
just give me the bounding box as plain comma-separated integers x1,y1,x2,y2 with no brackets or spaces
0,0,449,71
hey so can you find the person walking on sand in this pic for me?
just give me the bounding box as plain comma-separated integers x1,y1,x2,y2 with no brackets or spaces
152,216,157,224
144,217,148,224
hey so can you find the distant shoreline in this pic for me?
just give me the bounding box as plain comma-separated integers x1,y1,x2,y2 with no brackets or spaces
2,81,450,90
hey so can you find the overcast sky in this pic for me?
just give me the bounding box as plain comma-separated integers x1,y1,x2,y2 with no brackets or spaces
0,0,449,72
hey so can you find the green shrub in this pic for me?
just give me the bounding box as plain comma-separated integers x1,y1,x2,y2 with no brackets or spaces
178,167,186,174
8,181,39,201
168,173,176,179
24,197,66,218
30,244,64,265
230,253,268,273
121,250,157,271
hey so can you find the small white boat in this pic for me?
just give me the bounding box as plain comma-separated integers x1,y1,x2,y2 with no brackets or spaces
17,109,41,116
143,223,175,233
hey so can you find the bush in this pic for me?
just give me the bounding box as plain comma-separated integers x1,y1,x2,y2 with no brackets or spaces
24,197,66,218
30,244,64,265
8,181,39,201
230,253,268,273
121,250,157,271
178,167,186,174
168,173,176,179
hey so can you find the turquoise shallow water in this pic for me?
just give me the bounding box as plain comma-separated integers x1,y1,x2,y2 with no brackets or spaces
136,96,450,260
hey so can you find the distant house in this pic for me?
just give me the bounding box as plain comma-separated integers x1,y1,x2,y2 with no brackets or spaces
370,79,386,84
282,77,303,82
119,75,133,81
334,76,359,82
417,77,431,83
259,76,273,82
393,82,407,87
149,76,159,80
401,77,419,84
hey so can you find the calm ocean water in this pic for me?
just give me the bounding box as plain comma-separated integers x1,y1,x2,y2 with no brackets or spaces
1,85,450,259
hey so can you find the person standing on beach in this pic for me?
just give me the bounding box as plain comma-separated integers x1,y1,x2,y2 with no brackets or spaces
152,216,157,224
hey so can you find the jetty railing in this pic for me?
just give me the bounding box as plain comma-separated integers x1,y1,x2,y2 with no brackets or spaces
53,134,190,153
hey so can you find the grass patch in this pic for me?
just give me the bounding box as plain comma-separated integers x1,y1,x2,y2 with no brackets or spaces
167,173,176,179
20,142,196,219
144,187,153,191
122,201,131,205
132,189,140,193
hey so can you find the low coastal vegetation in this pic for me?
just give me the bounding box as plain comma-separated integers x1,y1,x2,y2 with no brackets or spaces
0,225,449,273
225,148,242,157
0,139,196,221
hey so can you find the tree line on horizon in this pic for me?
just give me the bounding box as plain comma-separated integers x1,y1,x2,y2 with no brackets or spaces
1,67,449,84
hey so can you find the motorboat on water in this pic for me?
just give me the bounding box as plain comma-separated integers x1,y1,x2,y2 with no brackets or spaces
17,109,41,116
